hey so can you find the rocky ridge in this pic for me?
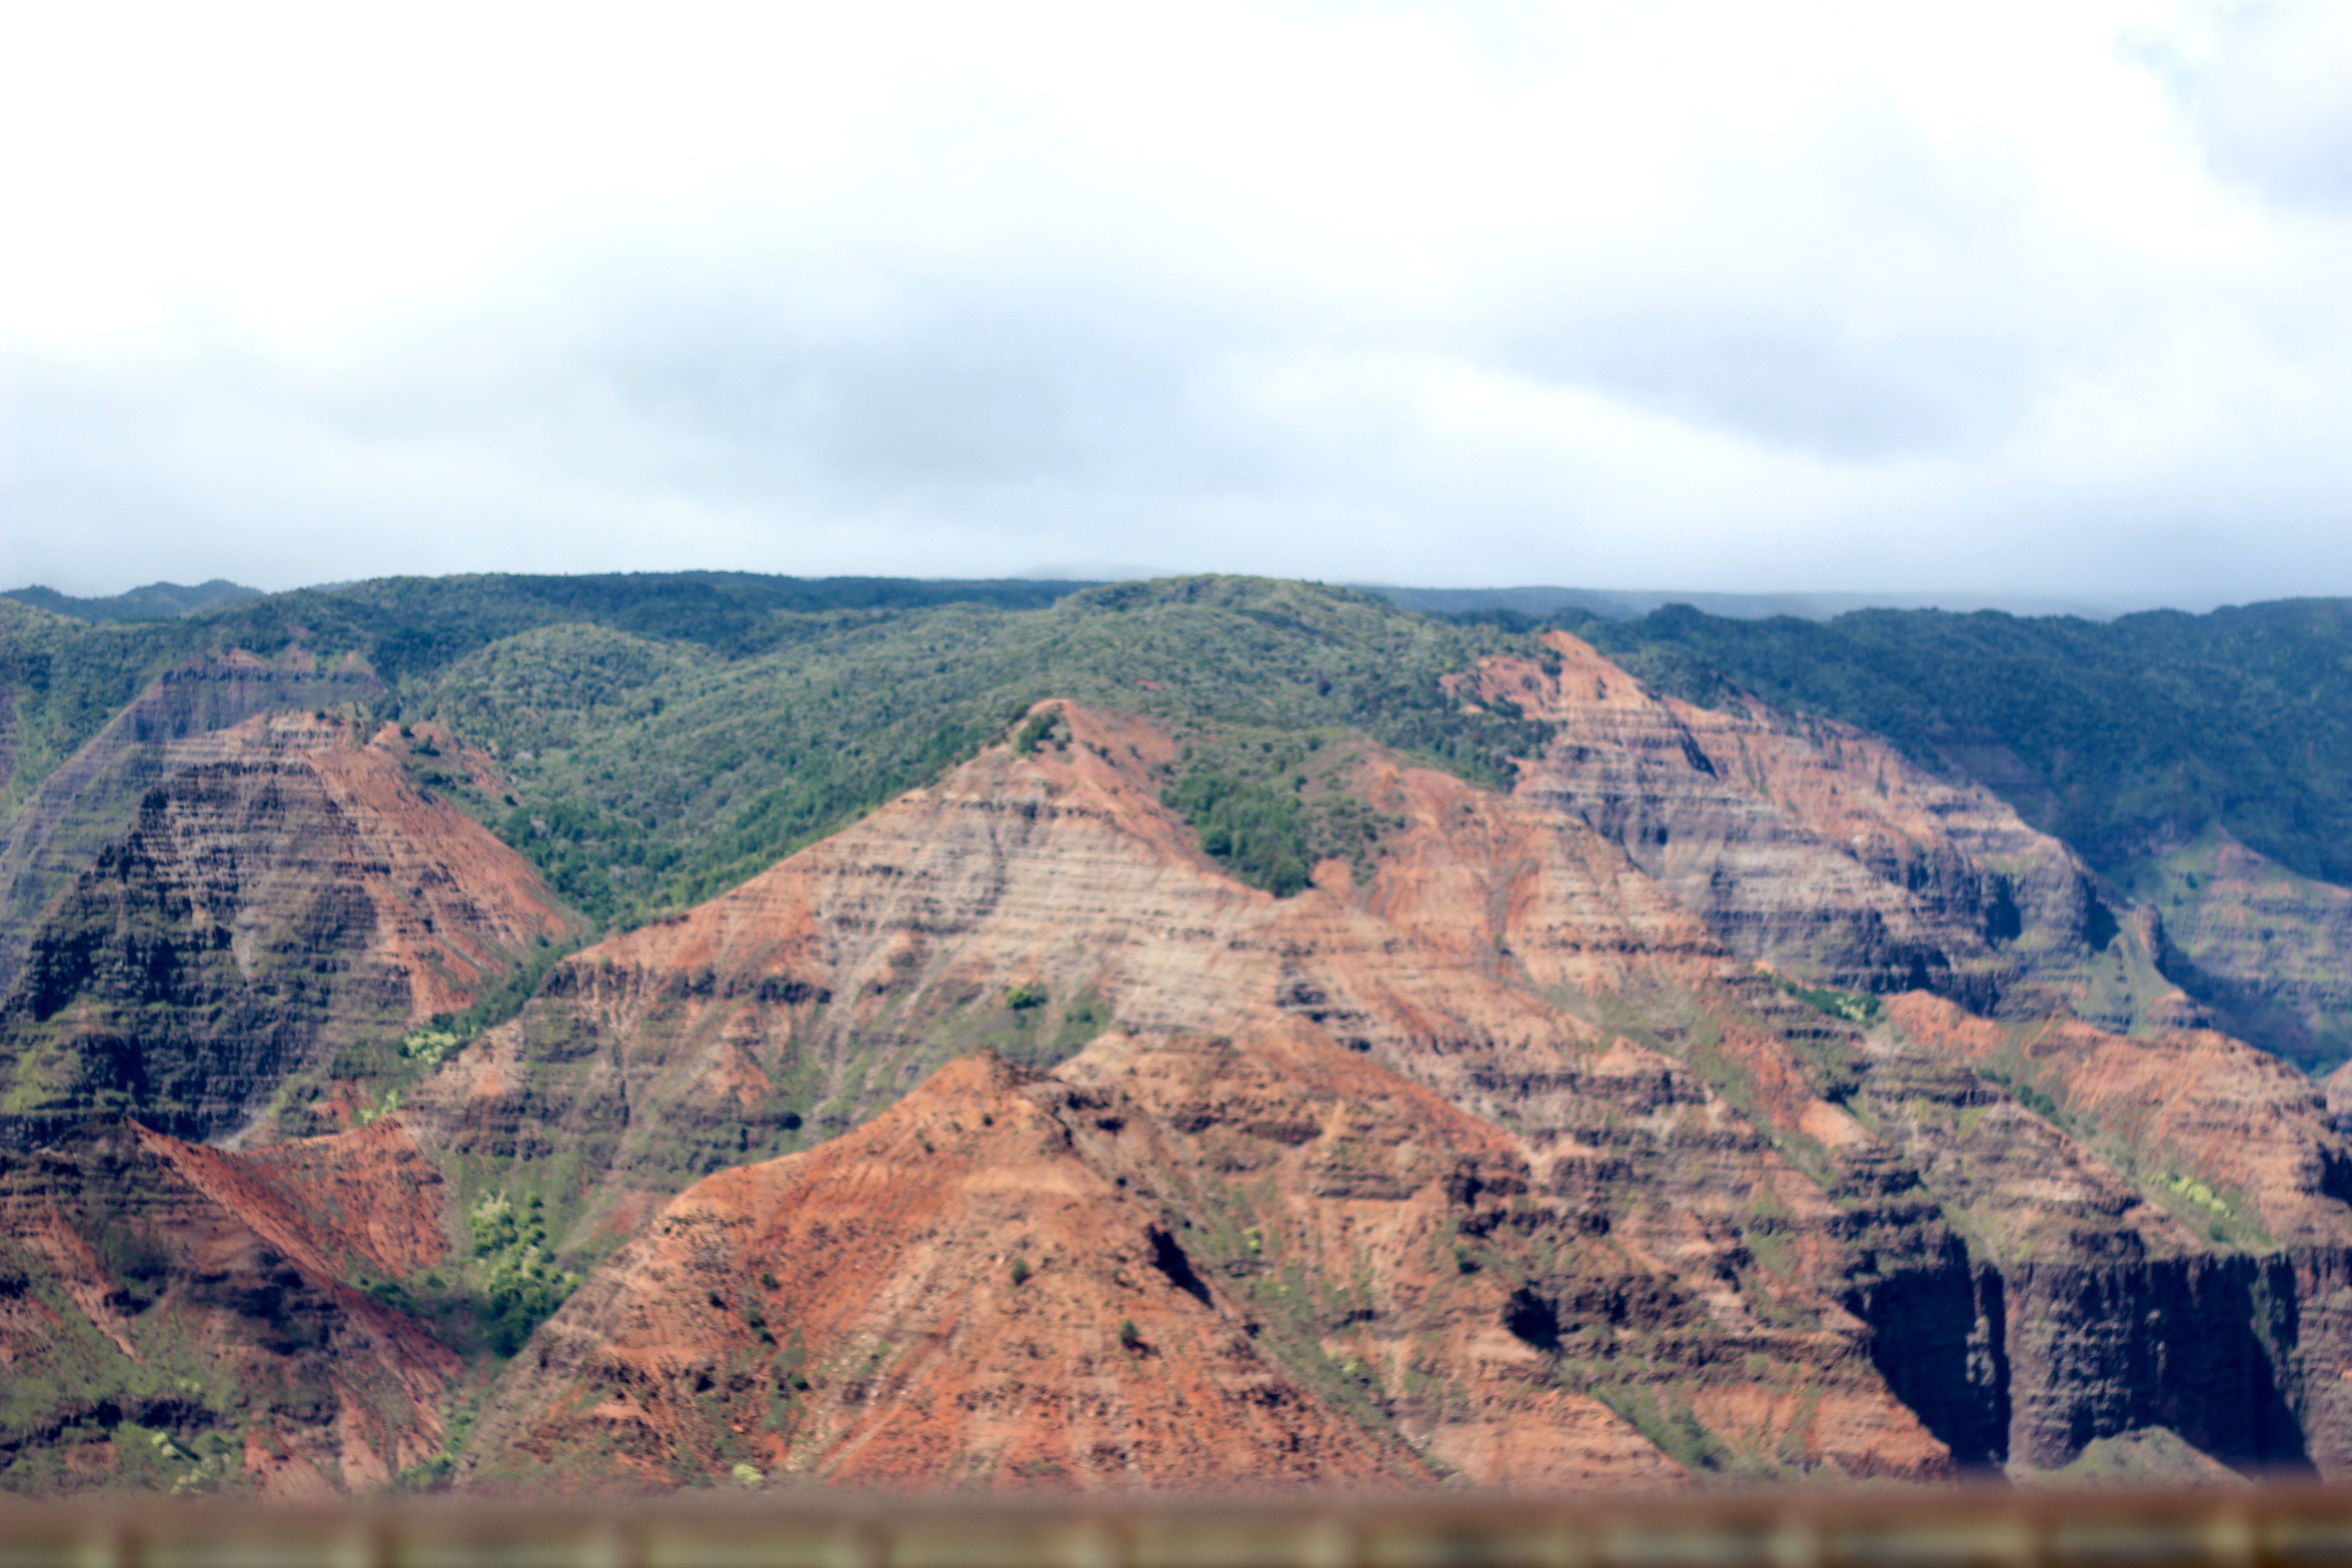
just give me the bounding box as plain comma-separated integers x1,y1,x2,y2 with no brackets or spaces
460,1027,1942,1491
2131,828,2352,1074
0,649,383,995
1477,632,2186,1030
0,711,579,1148
428,681,2352,1488
402,701,1960,1485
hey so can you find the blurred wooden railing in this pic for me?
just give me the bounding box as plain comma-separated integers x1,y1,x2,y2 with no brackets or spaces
5,1487,2352,1568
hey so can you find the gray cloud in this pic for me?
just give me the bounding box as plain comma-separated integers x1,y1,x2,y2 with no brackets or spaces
1482,93,2119,458
2132,2,2352,208
3,2,2348,602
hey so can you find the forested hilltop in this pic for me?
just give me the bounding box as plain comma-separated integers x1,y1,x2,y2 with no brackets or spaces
2,574,1554,928
9,573,2349,926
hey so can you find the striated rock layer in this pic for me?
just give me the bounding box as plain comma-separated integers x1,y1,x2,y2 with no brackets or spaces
462,1031,1940,1492
428,702,1967,1489
1873,991,2352,1473
10,632,2352,1494
426,691,2352,1489
0,649,384,995
1475,632,2187,1030
0,712,579,1148
0,1118,458,1498
2132,827,2352,1074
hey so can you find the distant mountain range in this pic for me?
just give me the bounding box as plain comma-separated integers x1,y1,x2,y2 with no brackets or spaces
0,578,265,622
8,577,2181,627
1361,584,2174,622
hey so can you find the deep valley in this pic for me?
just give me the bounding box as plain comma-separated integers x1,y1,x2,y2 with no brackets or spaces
6,574,2352,1496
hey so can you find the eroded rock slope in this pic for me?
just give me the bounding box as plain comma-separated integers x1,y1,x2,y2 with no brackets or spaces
0,1118,459,1498
1477,632,2185,1029
414,704,1970,1486
0,712,579,1147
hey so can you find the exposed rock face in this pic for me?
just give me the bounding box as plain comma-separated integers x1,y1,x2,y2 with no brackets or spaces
462,1028,1948,1492
1884,994,2352,1252
460,1053,1446,1493
1061,1024,1944,1485
8,657,2352,1496
1868,992,2352,1475
2132,828,2352,1074
0,1119,457,1499
1998,1254,2306,1473
430,704,1956,1489
1441,631,2352,1479
421,690,2352,1490
409,704,1795,1231
0,714,578,1147
1475,633,2177,1028
0,650,383,995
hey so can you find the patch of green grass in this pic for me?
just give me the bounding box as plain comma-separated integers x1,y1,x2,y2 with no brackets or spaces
1977,1065,2064,1125
1775,976,1884,1027
1589,1383,1739,1475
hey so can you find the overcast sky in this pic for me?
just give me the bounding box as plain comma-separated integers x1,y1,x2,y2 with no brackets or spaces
2,1,2347,603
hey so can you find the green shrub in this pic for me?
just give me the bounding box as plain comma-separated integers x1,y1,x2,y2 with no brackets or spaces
1013,711,1062,755
1775,977,1883,1026
1164,771,1311,897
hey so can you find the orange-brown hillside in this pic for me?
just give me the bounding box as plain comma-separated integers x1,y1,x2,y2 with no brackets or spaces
460,1024,1949,1492
0,1119,459,1499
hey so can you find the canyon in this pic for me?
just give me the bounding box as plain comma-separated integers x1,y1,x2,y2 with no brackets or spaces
6,581,2352,1495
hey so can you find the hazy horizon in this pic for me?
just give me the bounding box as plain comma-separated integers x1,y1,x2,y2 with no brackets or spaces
0,569,2273,624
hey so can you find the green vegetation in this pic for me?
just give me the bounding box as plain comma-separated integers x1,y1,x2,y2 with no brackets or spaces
466,1193,579,1355
1165,769,1314,896
358,1192,580,1360
437,578,1545,926
16,575,2352,946
0,602,223,818
1012,710,1062,756
24,575,1515,929
2161,1171,2231,1216
1978,1065,2065,1125
1160,729,1407,897
1589,1383,1740,1475
1,579,263,623
1774,976,1884,1027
